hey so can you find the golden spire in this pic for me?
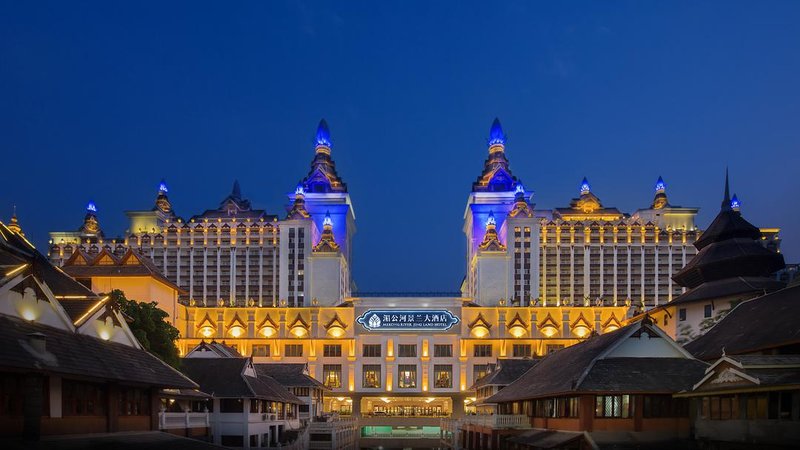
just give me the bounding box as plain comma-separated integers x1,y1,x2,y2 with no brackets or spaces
313,211,340,252
478,211,506,251
7,205,23,236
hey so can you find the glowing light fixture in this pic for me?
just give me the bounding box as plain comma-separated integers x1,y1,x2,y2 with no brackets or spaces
730,194,741,211
486,211,496,227
228,325,245,338
86,201,97,212
289,315,310,338
325,315,347,338
488,118,505,147
258,314,278,338
469,314,492,338
538,314,560,338
295,184,305,196
323,212,333,227
571,314,593,338
227,314,247,338
20,307,38,321
507,313,528,338
159,180,169,193
199,326,215,338
654,176,666,193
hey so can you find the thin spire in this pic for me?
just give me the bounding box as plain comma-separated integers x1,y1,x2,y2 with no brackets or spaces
721,168,731,211
232,180,242,200
655,176,666,193
158,179,169,193
488,118,505,148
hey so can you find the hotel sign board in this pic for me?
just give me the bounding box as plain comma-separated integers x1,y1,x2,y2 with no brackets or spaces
357,310,460,332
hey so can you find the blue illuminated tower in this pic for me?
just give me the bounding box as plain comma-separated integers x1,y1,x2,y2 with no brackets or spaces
463,118,539,306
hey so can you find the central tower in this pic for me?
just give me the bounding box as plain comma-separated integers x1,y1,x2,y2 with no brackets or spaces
463,119,539,305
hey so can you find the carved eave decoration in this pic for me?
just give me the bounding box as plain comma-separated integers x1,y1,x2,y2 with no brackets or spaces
257,314,278,338
288,314,310,337
507,313,528,338
324,314,348,337
570,313,593,336
313,230,340,253
196,314,217,336
601,314,622,332
508,200,533,218
468,313,492,333
227,314,247,337
537,314,560,337
478,227,506,252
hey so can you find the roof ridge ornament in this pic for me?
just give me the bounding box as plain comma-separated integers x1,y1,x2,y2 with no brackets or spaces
488,117,506,150
315,118,332,152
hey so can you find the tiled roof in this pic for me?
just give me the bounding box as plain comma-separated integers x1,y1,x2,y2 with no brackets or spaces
668,276,785,306
255,363,326,388
485,321,701,404
579,358,706,392
684,284,800,360
0,314,196,389
472,358,539,389
181,358,301,403
61,249,185,294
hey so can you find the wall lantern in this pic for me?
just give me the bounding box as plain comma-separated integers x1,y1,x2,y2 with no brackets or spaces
197,314,216,338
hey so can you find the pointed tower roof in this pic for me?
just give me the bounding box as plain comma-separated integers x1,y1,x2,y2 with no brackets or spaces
651,176,669,209
508,183,534,218
313,211,340,252
155,179,172,214
694,172,761,250
217,180,252,213
472,118,518,192
7,206,23,236
80,201,102,236
286,185,311,220
301,119,347,193
672,171,785,299
478,211,507,251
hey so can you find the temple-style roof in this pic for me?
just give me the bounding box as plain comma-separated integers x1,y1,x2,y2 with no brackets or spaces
672,172,784,297
684,283,800,360
186,340,242,358
651,176,669,209
7,206,23,236
553,177,623,220
190,181,274,221
300,119,347,194
154,179,173,214
484,319,706,404
79,201,103,237
471,118,519,192
478,212,506,251
61,248,185,294
507,184,534,218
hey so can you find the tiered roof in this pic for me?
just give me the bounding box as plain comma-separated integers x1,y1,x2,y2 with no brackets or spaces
300,119,347,193
471,118,520,192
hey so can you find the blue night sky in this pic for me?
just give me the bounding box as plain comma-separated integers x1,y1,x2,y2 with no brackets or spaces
2,1,799,291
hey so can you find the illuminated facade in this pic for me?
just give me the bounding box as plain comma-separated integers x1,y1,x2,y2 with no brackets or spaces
38,118,786,446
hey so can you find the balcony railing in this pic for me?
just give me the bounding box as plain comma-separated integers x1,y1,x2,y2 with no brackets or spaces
158,410,210,430
455,414,531,429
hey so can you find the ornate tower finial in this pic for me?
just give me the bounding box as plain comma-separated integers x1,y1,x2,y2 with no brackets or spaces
315,119,332,153
156,179,172,213
509,183,534,218
722,168,731,211
81,201,101,235
488,118,506,151
314,210,339,252
655,176,666,193
7,205,23,236
486,211,496,227
479,211,506,251
286,184,311,220
651,176,669,209
730,194,741,212
580,177,591,195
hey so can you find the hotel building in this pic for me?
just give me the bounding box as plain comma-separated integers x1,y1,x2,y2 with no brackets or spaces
43,119,783,446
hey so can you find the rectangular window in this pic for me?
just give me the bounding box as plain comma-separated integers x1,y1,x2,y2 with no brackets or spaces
473,364,490,383
362,365,381,388
62,379,107,416
433,344,453,358
595,395,631,418
398,344,417,357
546,344,565,354
398,365,417,388
362,344,381,358
285,344,303,357
704,304,713,318
119,387,150,416
433,365,453,388
322,365,342,389
643,395,689,418
220,398,244,413
474,344,492,357
512,344,532,358
251,344,270,357
678,308,687,322
323,344,342,357
745,394,768,420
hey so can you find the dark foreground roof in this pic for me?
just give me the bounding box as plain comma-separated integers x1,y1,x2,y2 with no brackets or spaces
506,429,586,449
0,315,196,389
486,321,704,404
472,358,539,389
181,358,301,403
669,276,786,305
685,283,800,360
255,363,325,388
